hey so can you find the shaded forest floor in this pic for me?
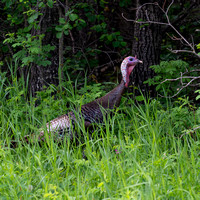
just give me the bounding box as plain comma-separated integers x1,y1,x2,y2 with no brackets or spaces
1,75,200,199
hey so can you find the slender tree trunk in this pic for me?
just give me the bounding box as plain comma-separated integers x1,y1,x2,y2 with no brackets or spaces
29,6,59,96
58,6,64,89
131,0,163,96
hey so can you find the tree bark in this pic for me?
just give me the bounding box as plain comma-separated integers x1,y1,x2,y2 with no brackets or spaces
58,5,64,89
29,6,59,96
131,0,163,96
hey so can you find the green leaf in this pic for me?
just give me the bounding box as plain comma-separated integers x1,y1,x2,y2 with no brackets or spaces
69,13,78,21
28,12,39,24
59,18,66,24
107,35,113,41
39,60,51,66
78,19,86,26
121,42,127,47
64,30,69,35
55,25,63,32
195,90,200,94
156,85,161,91
63,23,71,30
13,49,26,59
118,36,123,41
22,56,34,65
112,41,120,47
97,182,104,188
43,44,55,51
23,24,33,32
196,95,200,100
135,95,144,101
29,47,41,54
39,2,45,8
47,0,54,8
12,43,22,48
56,32,63,39
91,24,105,32
139,23,149,29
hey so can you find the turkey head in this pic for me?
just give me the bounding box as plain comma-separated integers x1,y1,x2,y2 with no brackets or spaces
121,56,143,88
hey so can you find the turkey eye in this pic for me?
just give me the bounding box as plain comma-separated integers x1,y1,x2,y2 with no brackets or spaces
129,58,134,61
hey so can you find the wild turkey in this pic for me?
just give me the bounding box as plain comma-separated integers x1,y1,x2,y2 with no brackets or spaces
29,56,142,142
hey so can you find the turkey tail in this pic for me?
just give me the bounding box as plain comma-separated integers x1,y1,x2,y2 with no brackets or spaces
38,114,72,141
11,114,73,147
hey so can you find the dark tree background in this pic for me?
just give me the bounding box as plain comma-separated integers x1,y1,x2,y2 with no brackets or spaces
0,0,199,96
131,0,163,95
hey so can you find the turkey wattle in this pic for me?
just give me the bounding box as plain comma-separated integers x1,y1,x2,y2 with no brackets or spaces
37,56,142,141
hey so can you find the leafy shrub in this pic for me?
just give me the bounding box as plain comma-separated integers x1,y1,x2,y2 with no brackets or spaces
145,60,190,96
4,33,55,67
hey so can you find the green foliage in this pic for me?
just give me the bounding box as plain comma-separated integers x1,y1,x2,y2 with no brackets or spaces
169,98,197,134
145,60,190,96
195,89,200,101
59,2,129,75
62,48,99,78
197,43,200,49
47,0,54,8
76,83,106,105
55,10,85,39
100,31,127,48
197,43,200,56
4,33,55,66
1,0,130,82
119,0,132,7
2,0,56,67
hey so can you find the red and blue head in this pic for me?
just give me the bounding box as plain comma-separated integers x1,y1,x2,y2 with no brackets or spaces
121,56,142,88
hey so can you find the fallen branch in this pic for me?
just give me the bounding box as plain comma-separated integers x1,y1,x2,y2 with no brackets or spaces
160,76,200,84
159,75,200,98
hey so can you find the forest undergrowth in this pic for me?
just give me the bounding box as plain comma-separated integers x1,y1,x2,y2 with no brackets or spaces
0,63,200,200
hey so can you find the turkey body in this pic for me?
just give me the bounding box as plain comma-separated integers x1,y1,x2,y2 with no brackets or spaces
39,80,125,140
80,80,125,123
36,56,142,141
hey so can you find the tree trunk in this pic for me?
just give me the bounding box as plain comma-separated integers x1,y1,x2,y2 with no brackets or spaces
29,6,59,96
30,60,59,96
131,0,163,96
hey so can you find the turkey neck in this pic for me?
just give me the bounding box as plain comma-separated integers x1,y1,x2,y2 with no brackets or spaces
95,79,125,109
69,80,125,125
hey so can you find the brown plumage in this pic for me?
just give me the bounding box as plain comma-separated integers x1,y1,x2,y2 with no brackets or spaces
28,56,142,142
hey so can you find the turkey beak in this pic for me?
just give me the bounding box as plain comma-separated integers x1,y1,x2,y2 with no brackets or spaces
139,60,143,64
136,59,143,64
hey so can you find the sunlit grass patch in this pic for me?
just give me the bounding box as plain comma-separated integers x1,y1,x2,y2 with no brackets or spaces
0,64,200,199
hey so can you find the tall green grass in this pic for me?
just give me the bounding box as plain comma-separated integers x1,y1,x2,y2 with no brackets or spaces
0,63,200,199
